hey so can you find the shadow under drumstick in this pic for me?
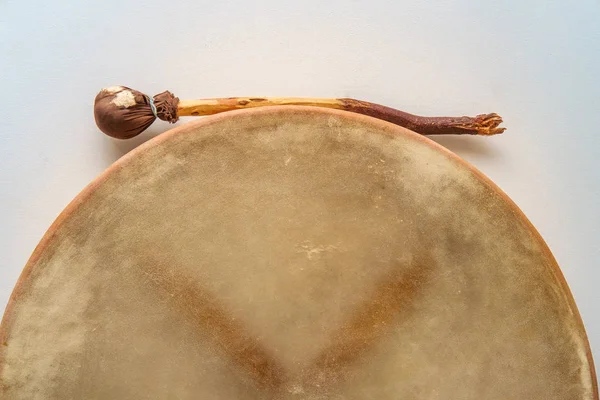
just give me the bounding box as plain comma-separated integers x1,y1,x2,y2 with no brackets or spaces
428,135,499,159
104,122,185,162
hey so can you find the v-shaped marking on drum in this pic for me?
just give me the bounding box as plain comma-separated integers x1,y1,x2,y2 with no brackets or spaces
143,256,431,394
142,266,287,388
294,259,431,393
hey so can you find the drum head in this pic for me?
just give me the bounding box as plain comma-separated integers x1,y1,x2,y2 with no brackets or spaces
1,107,597,399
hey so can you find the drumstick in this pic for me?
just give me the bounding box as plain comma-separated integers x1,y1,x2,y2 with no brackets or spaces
94,86,506,139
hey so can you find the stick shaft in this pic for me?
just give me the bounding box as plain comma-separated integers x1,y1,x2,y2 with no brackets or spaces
177,97,505,136
178,97,345,116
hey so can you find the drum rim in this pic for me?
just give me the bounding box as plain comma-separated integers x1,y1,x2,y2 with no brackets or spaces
0,105,596,397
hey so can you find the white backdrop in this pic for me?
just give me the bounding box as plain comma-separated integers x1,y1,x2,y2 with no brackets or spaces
1,0,599,373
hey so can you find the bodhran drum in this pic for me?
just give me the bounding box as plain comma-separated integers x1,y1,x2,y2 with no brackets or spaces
0,107,597,399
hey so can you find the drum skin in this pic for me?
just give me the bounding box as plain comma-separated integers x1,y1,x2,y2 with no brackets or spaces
0,106,597,399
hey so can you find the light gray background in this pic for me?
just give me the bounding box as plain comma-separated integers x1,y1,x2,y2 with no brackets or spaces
1,0,599,375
